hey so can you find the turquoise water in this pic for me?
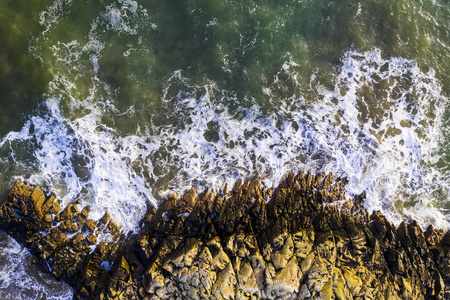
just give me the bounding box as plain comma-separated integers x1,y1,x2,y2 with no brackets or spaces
0,0,448,298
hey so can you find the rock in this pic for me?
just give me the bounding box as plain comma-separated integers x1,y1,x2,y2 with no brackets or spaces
43,214,53,223
99,212,110,225
41,195,56,214
86,234,97,245
78,205,90,223
82,219,97,233
0,174,448,300
273,256,301,293
212,263,237,299
49,200,61,214
183,187,197,208
30,187,46,212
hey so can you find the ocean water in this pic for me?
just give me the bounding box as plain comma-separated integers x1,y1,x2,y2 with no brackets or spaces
0,0,448,298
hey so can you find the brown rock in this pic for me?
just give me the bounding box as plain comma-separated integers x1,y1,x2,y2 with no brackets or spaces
43,214,53,223
183,187,197,208
78,205,90,222
60,219,72,232
0,176,449,300
49,200,61,214
99,212,110,225
86,234,97,245
273,256,301,293
42,195,56,214
82,219,97,233
57,203,73,221
212,263,236,299
30,187,46,211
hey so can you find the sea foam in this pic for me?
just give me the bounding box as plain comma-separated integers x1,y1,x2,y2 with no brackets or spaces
1,49,448,234
0,231,72,299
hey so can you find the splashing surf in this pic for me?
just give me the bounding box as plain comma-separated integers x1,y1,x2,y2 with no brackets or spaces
0,49,448,233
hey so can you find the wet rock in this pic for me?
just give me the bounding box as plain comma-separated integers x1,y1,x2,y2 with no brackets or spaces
86,233,97,245
49,200,61,214
78,205,90,223
82,219,97,233
0,181,126,297
30,187,46,213
0,174,449,300
99,212,110,225
41,195,56,214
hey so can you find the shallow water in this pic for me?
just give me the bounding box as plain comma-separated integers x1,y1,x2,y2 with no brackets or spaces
0,0,448,298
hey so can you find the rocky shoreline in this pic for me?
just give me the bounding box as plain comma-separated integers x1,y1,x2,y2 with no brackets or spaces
0,172,449,299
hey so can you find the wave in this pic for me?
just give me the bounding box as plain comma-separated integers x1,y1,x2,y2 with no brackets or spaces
0,49,448,233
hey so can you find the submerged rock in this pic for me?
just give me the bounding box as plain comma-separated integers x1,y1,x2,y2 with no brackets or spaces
0,173,449,299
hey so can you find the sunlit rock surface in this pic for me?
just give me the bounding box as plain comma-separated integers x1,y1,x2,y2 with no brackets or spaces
0,173,449,299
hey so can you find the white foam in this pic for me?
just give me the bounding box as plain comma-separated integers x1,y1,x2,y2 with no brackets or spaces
39,0,73,37
0,232,72,300
147,50,448,230
1,95,154,233
299,50,448,229
1,49,448,234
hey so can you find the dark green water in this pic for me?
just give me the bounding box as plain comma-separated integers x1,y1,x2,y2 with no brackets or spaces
0,0,448,298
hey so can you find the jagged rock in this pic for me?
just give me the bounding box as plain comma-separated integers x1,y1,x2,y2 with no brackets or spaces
0,173,449,300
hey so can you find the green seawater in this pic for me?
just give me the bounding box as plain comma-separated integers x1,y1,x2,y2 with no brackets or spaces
0,0,448,298
1,0,448,127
